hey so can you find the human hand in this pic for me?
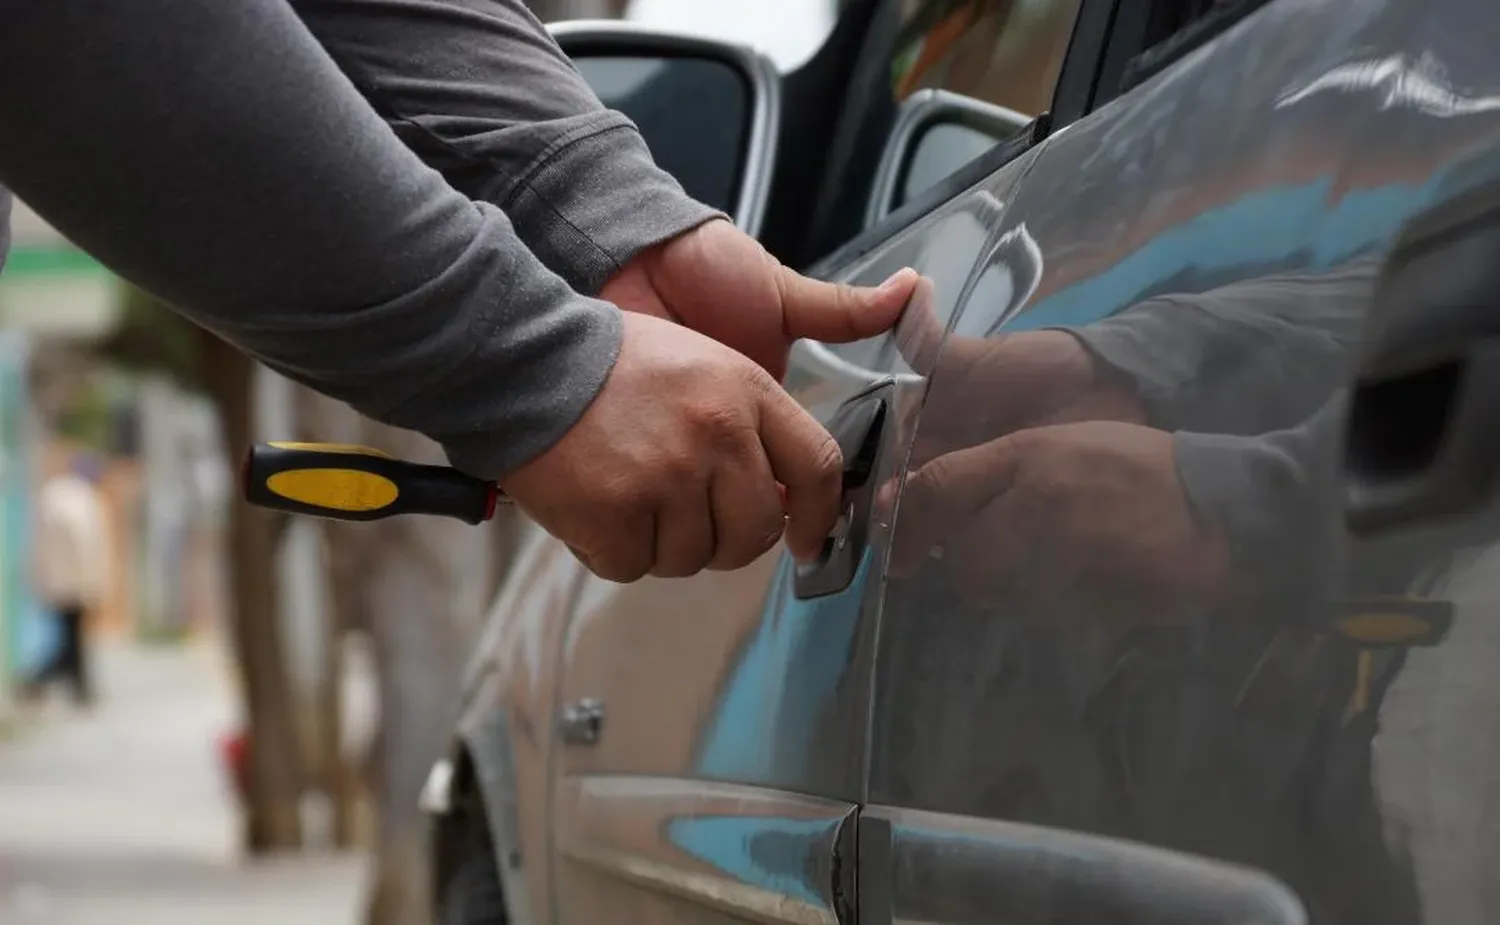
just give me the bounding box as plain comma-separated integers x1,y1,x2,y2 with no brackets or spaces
889,421,1231,626
499,312,843,583
897,291,1147,467
600,218,919,379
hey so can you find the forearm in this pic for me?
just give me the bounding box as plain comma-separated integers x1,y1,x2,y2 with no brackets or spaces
1061,259,1375,434
0,0,619,478
291,0,720,295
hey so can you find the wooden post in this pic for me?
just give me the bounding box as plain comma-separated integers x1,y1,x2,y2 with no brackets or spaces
198,334,305,853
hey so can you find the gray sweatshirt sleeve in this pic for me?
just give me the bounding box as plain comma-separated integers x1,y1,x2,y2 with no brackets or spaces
290,0,721,296
1172,402,1344,625
0,0,622,479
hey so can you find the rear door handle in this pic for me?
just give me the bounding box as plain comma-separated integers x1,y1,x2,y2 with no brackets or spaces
794,380,894,599
1345,180,1500,534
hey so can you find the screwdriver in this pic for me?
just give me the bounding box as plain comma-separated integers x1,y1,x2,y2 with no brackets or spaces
242,442,505,524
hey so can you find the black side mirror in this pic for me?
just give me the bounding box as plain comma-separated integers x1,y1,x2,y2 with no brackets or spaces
864,89,1030,229
549,22,781,237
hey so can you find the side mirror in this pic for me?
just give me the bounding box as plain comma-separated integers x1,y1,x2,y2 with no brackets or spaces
548,22,781,237
864,89,1029,229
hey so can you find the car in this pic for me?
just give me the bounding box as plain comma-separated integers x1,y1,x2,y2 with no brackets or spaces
427,1,1500,923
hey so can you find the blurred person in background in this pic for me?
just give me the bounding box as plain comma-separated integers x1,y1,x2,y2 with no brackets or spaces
24,454,109,707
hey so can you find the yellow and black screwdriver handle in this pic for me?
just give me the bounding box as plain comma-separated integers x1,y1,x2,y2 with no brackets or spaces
243,442,504,525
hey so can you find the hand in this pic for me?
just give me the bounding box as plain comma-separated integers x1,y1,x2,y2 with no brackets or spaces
897,290,1147,468
499,312,843,583
600,218,919,378
889,421,1231,626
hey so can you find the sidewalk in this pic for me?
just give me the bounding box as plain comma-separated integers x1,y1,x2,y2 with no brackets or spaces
0,638,364,925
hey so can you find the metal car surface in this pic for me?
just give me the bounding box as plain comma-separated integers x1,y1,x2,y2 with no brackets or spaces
438,1,1500,923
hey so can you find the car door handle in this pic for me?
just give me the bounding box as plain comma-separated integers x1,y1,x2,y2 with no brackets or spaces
794,380,894,599
1344,179,1500,534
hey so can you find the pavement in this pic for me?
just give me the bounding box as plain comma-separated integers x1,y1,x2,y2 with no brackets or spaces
0,638,365,925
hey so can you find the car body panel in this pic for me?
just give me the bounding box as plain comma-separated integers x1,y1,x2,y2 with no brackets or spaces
455,519,586,925
555,776,853,924
452,1,1500,924
547,133,1041,923
858,804,1305,925
863,1,1500,924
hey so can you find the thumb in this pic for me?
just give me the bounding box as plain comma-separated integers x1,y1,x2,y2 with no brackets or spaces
778,266,920,344
888,436,1024,576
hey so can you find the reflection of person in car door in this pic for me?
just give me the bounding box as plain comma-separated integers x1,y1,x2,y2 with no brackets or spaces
890,256,1374,624
882,255,1433,925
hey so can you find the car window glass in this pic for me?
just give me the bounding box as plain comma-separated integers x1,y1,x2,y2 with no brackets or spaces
900,120,1009,206
890,0,1083,118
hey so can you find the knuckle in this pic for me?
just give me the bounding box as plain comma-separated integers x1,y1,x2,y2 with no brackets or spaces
653,551,710,579
739,363,779,397
711,485,785,570
596,488,654,526
565,508,655,584
655,451,703,490
747,520,786,560
837,282,861,317
810,434,844,482
655,535,714,580
690,399,750,446
715,519,784,571
594,556,650,584
904,461,950,512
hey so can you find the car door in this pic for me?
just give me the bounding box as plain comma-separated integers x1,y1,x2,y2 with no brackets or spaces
858,0,1500,924
547,1,1091,920
548,144,1042,925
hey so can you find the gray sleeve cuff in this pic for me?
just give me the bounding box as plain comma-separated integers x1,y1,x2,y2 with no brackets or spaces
1052,301,1220,431
501,114,724,295
425,306,623,482
1172,420,1340,624
365,207,627,481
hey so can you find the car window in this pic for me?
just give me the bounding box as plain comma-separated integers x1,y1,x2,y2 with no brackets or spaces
807,0,1078,373
898,119,1009,206
890,0,1083,118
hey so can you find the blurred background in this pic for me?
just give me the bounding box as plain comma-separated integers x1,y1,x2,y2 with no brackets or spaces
0,2,838,924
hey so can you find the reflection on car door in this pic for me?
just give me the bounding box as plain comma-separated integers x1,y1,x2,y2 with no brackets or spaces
865,0,1500,924
546,166,1042,923
547,108,1060,919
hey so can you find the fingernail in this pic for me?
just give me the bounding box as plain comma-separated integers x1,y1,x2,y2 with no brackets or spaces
878,267,915,292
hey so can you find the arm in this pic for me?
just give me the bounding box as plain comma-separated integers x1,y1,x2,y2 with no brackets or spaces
289,0,720,296
1173,399,1345,624
1062,258,1377,435
0,0,619,478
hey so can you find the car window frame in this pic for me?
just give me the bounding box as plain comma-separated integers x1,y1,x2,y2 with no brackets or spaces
864,89,1032,227
799,0,1120,272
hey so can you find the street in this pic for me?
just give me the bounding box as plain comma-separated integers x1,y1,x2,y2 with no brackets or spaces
0,639,363,925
